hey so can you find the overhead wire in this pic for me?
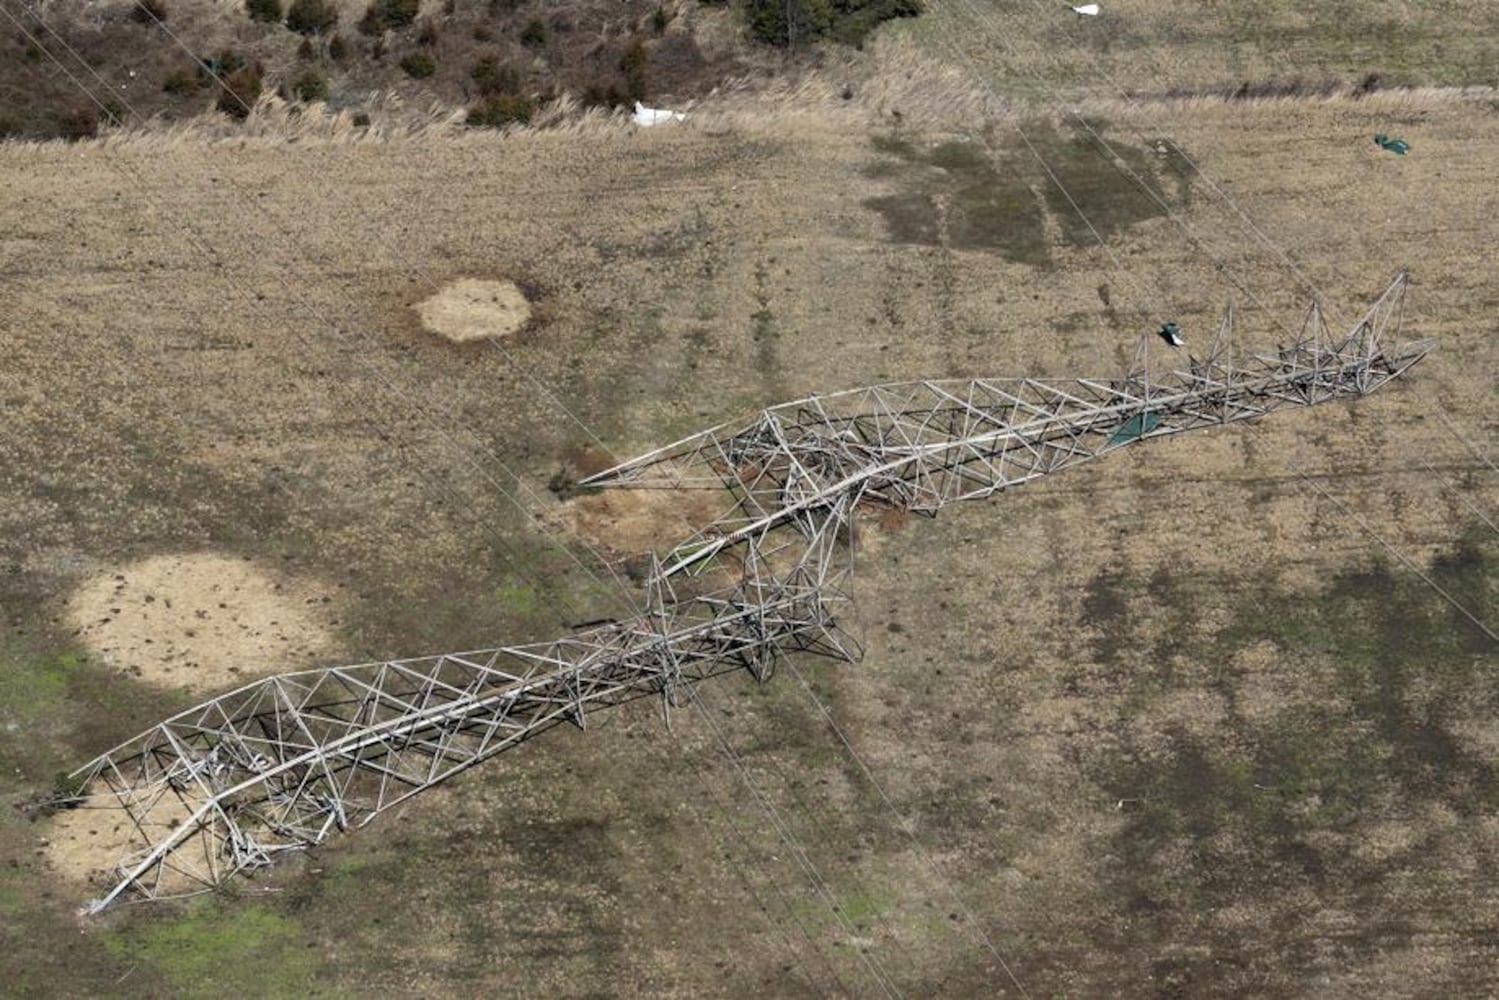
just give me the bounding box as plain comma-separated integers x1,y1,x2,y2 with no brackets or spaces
137,5,1008,978
924,0,1494,635
13,3,1491,986
781,658,1033,997
686,684,906,999
1020,0,1327,300
999,1,1497,482
679,750,857,996
5,6,913,986
5,3,641,620
690,679,930,980
1011,0,1499,488
51,0,694,468
0,9,623,675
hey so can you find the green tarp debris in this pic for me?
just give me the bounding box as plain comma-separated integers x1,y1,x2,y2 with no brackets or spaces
1374,133,1409,155
1107,411,1162,446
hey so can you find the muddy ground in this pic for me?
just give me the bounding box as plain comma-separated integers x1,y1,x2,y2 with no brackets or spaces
1,15,1496,997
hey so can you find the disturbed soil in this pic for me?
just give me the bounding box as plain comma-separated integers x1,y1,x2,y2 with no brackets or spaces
65,551,340,691
415,277,533,342
1,9,1496,996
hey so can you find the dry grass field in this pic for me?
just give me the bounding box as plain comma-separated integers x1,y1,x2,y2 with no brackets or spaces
2,2,1497,996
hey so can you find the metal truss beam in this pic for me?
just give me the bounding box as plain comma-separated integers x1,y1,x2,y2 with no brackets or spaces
582,274,1427,577
60,274,1427,912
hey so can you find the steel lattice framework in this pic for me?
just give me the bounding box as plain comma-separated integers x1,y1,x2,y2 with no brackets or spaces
60,274,1427,913
583,274,1421,576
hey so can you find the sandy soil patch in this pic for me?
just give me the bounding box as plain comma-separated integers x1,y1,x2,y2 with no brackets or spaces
66,553,339,693
44,783,209,898
415,278,532,343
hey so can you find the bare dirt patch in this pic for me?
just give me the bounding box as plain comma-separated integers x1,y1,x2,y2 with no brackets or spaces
415,278,532,343
44,784,207,898
65,553,338,693
542,489,727,559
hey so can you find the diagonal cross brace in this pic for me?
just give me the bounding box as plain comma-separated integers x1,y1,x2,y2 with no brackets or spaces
62,274,1428,912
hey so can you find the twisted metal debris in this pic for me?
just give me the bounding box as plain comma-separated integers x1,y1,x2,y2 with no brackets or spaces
62,274,1426,912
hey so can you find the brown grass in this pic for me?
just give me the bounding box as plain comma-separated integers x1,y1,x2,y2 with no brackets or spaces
893,0,1499,96
1,65,1495,996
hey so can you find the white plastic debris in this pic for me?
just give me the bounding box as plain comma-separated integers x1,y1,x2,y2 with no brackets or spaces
632,101,686,127
1073,3,1101,14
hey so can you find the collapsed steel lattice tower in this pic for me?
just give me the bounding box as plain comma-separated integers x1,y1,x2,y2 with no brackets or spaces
62,275,1427,913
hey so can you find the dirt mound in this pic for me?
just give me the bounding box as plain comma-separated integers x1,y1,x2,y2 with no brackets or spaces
416,278,532,342
66,553,339,693
544,489,726,558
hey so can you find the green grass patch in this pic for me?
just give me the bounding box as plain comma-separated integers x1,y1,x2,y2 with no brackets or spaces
792,886,892,934
1036,117,1173,247
495,579,540,617
104,902,322,996
0,648,75,719
0,882,23,916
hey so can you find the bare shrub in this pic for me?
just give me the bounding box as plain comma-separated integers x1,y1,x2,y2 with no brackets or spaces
519,17,547,48
162,66,199,94
245,0,282,24
467,92,534,128
746,0,922,47
359,0,418,34
470,53,518,96
286,0,337,35
400,51,436,78
620,36,648,101
56,105,99,140
217,65,263,119
1354,71,1384,97
292,68,329,100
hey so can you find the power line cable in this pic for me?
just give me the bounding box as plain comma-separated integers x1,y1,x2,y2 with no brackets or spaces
687,685,905,998
781,658,1032,997
692,681,930,979
680,748,856,996
4,2,640,620
987,0,1498,478
923,0,1495,635
5,11,921,981
1015,2,1497,472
